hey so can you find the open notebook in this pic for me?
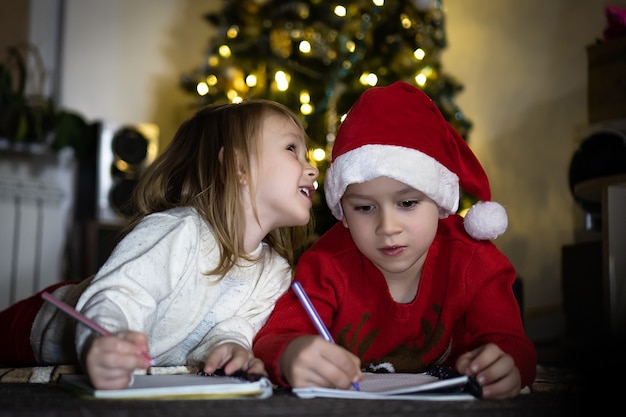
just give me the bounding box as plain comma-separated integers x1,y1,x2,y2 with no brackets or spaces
59,373,272,400
292,371,478,401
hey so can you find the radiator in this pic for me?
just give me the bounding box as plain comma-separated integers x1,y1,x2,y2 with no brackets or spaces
0,149,76,311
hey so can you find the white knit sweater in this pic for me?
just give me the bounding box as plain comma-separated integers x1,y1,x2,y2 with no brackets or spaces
30,207,292,368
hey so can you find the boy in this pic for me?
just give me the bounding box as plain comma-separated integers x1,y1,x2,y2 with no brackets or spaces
253,81,536,399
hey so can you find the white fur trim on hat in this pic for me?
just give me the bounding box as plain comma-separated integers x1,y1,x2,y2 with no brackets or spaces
325,144,459,220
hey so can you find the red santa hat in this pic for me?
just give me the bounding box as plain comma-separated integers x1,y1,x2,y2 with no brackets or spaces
324,81,507,240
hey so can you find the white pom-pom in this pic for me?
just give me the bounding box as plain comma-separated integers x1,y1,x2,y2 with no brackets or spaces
463,201,508,240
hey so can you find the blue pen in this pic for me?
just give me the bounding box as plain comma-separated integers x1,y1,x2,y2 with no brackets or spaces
291,281,360,391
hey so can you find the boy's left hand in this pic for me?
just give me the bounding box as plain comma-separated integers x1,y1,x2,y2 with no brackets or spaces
455,342,521,400
202,342,267,377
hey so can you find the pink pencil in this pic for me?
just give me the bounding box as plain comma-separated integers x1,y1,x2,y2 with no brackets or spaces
41,291,155,365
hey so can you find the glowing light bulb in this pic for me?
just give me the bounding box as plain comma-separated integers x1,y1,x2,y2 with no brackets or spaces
206,75,218,86
334,5,346,17
312,148,326,162
299,40,311,54
233,77,246,91
359,72,378,86
275,71,290,91
246,74,258,87
218,45,231,58
196,82,209,96
226,26,239,39
300,103,313,115
401,14,411,29
227,89,238,100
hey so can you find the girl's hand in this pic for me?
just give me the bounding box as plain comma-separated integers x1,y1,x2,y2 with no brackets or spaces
455,342,522,400
203,342,266,377
279,335,362,389
85,330,152,390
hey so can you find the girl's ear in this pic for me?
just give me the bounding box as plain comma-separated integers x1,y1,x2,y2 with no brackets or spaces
238,168,248,186
236,156,248,186
220,147,248,186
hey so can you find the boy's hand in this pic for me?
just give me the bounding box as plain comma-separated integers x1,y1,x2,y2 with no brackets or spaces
85,330,152,390
203,342,266,377
455,342,522,399
279,335,362,389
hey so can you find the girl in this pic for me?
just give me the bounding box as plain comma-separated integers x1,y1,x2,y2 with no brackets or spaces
0,100,319,390
253,82,536,400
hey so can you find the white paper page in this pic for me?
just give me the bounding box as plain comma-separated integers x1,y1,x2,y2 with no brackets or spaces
60,374,273,399
292,372,474,401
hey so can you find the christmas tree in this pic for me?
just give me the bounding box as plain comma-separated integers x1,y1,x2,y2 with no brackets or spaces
181,0,472,234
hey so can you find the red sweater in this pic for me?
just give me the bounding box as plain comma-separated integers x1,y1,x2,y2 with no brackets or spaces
253,215,537,388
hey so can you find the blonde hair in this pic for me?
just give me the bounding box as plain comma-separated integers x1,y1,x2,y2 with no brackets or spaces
129,99,314,275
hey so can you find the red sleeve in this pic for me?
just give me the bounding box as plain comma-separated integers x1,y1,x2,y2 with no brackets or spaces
452,243,537,388
253,223,355,387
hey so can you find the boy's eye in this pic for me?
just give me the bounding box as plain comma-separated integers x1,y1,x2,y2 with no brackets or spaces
399,200,418,209
354,205,374,213
286,144,296,152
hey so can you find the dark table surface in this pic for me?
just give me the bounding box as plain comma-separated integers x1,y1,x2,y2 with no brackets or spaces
0,381,587,417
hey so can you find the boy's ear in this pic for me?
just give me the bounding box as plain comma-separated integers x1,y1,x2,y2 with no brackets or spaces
341,203,349,228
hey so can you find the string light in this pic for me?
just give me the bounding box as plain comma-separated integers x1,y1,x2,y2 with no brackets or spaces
299,40,312,54
359,72,378,86
182,0,471,155
334,5,346,17
415,73,427,86
245,74,258,87
275,71,290,91
233,76,247,91
218,45,231,58
226,89,238,101
300,103,313,115
311,148,326,162
400,14,412,29
181,0,473,231
226,26,239,38
196,82,209,96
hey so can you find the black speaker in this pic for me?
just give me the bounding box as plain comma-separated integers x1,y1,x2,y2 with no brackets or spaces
96,122,159,223
568,128,626,214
